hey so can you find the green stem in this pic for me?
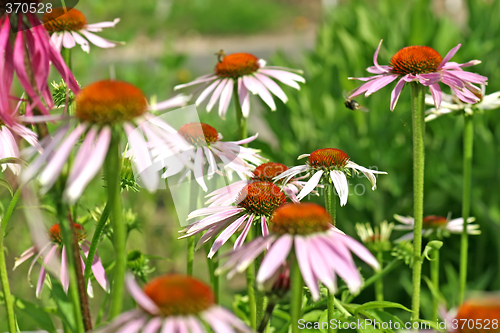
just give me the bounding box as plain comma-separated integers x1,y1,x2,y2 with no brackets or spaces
246,227,257,329
459,113,473,305
410,82,426,321
431,250,440,321
233,84,247,143
204,244,218,303
0,186,23,333
290,257,303,333
106,133,126,319
187,181,199,276
375,251,384,301
84,204,110,285
325,184,336,333
258,301,275,333
61,47,71,70
255,224,266,328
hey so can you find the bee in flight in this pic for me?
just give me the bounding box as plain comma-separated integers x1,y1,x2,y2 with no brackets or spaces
215,49,226,63
343,90,369,112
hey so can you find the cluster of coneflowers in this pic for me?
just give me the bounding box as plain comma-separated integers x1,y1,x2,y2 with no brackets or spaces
0,3,498,333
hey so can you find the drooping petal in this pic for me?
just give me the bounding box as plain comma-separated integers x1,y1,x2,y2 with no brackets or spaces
257,235,293,283
295,236,320,300
79,29,118,48
329,170,349,206
390,77,407,111
125,274,160,315
297,170,324,201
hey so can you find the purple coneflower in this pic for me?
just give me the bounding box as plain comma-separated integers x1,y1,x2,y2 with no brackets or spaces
393,214,480,242
95,274,251,333
22,80,188,203
42,8,121,53
13,223,109,298
158,122,266,192
174,52,304,118
349,40,488,111
180,181,286,258
205,162,310,206
274,148,387,206
217,203,379,300
0,9,79,116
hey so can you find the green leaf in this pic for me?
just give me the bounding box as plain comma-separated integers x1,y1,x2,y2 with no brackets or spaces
353,301,411,314
14,297,57,333
50,280,76,332
0,178,13,196
423,241,443,261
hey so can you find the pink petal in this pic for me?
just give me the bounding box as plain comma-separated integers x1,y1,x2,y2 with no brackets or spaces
438,44,461,69
61,246,70,293
116,317,146,333
125,274,160,315
196,79,222,106
234,215,254,249
372,39,387,73
207,78,228,112
254,73,288,103
429,83,442,110
174,75,218,90
390,77,406,111
81,244,110,292
297,170,323,201
62,31,76,49
143,317,163,333
257,234,293,283
209,215,248,258
238,77,251,117
36,245,58,298
71,31,90,53
257,69,303,90
79,29,118,48
365,74,399,96
243,75,276,110
295,236,320,300
218,78,234,119
13,246,37,270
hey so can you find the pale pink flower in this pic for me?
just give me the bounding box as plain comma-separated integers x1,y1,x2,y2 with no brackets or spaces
180,181,286,258
174,52,304,119
274,148,387,206
157,122,266,192
42,8,122,53
13,223,109,298
95,274,251,333
349,40,488,111
217,203,379,301
393,214,480,241
0,13,79,117
22,80,189,203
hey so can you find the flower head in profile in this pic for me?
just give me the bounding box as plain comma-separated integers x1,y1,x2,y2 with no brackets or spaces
274,148,387,206
42,8,122,53
217,203,379,300
22,80,189,203
95,274,251,333
393,214,480,242
355,220,394,253
157,122,266,192
349,40,488,111
180,181,286,258
425,85,500,121
13,223,109,298
0,10,79,116
205,162,310,206
174,52,305,118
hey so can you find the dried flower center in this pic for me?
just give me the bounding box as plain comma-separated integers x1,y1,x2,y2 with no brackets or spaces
42,8,87,33
215,53,260,78
75,80,147,125
455,297,500,333
308,148,349,170
270,203,332,235
422,215,448,229
252,162,289,182
178,123,219,147
390,46,443,75
237,182,286,217
143,275,213,316
48,223,86,244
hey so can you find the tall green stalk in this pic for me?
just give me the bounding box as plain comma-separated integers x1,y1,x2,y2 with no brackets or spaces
459,113,473,304
187,181,199,276
0,186,22,333
61,47,71,71
84,204,110,285
106,133,126,319
375,251,384,301
233,85,247,143
246,228,257,329
290,257,303,333
410,82,425,321
431,250,440,321
325,183,337,332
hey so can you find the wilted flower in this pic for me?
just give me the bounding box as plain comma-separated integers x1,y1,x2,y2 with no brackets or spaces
393,214,480,241
217,203,379,301
42,8,121,53
22,80,189,202
174,52,304,118
425,85,500,121
349,40,488,111
13,223,109,298
274,148,387,206
156,122,265,192
180,181,286,258
205,162,311,206
95,274,251,333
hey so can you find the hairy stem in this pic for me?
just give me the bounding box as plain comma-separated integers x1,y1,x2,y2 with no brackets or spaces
0,186,23,333
246,227,257,329
233,84,248,143
187,181,199,276
459,113,473,305
290,257,303,333
410,82,426,321
325,183,337,332
431,250,440,321
106,133,126,319
375,251,384,301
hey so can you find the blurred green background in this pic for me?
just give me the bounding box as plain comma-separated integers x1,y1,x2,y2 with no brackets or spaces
3,0,500,331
